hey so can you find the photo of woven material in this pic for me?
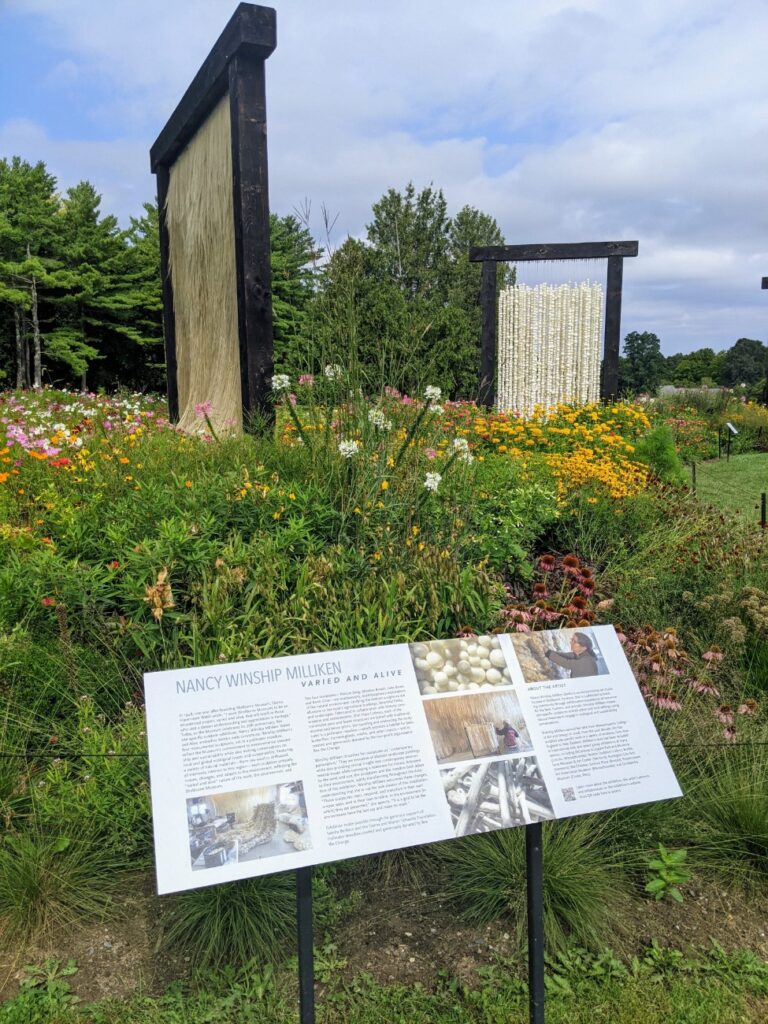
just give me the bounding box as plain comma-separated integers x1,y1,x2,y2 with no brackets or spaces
422,689,532,765
186,780,310,869
441,757,554,836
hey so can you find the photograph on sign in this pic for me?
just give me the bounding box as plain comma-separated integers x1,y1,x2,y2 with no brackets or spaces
186,780,310,870
144,625,682,894
422,689,533,763
409,635,513,693
510,626,609,683
441,757,554,836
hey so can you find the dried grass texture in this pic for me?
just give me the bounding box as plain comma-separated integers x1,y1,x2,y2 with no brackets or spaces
166,95,242,434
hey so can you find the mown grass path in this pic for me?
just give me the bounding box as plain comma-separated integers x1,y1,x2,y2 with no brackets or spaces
694,452,768,521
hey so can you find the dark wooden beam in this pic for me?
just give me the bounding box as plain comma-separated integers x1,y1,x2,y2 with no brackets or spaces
478,261,497,408
600,255,624,401
229,54,274,427
469,241,638,263
762,277,768,289
150,4,276,172
155,165,178,422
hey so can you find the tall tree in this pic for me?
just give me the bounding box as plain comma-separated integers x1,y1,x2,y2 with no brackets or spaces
0,157,60,387
720,337,766,387
620,331,665,394
270,213,318,373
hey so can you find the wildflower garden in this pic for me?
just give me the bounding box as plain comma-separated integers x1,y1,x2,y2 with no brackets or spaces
1,373,767,1023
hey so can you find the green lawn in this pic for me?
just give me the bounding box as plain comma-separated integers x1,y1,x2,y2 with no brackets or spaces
694,452,768,521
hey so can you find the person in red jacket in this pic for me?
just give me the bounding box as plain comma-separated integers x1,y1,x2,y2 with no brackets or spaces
495,720,520,754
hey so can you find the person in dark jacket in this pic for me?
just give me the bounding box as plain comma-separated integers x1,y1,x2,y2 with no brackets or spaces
495,720,520,754
544,632,598,678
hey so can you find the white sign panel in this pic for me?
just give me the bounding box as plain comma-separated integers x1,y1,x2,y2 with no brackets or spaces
144,625,681,894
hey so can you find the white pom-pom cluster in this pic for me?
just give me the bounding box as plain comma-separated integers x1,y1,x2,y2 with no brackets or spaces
497,281,603,417
409,636,512,695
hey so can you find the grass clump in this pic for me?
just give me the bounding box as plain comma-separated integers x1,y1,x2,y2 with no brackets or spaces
160,872,298,969
0,829,125,945
437,817,630,953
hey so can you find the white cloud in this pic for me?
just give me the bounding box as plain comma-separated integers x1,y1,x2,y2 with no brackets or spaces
4,0,768,353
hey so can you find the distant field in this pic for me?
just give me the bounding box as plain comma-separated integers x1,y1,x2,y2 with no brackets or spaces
694,452,768,520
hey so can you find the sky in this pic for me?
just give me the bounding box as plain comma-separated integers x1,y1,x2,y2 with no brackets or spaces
2,0,767,356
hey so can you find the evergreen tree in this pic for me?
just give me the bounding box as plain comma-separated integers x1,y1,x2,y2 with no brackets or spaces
270,213,318,374
720,337,766,387
620,331,665,394
0,157,61,387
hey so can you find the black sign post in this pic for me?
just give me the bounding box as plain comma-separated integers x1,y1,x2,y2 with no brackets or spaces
526,823,546,1023
296,866,315,1024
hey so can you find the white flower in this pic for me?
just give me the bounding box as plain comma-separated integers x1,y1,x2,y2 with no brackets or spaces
271,374,291,392
452,437,474,463
324,364,343,380
368,408,393,431
424,471,442,493
424,385,442,402
431,404,444,415
338,439,361,458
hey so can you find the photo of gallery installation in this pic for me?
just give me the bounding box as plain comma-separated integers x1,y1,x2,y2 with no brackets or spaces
422,689,532,765
440,756,554,836
510,627,608,684
408,635,513,694
186,780,310,870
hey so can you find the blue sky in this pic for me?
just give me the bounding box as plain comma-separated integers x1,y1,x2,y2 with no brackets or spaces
2,0,768,356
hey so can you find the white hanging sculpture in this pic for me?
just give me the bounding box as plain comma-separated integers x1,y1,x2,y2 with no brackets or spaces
497,282,603,416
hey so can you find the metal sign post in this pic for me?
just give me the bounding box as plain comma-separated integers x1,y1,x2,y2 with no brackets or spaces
296,866,315,1024
526,823,546,1024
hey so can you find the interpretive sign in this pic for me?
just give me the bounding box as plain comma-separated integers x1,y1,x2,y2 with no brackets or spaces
145,624,681,894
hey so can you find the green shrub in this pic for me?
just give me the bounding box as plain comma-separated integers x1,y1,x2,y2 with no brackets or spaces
687,748,768,880
161,872,298,968
0,829,126,944
633,425,685,484
436,817,630,953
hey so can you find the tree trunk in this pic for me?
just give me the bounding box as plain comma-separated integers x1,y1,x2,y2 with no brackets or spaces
30,273,42,389
22,310,31,388
14,307,25,389
80,368,87,392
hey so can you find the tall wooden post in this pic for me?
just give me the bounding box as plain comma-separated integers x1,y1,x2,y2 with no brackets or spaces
479,261,498,408
600,255,624,401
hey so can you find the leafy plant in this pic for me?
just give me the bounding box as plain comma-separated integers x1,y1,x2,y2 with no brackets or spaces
645,844,691,902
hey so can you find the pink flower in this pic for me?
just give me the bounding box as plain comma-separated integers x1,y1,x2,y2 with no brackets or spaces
685,678,720,697
298,374,314,386
425,448,438,459
737,700,757,716
723,726,738,742
515,623,531,633
702,648,724,663
715,705,734,725
288,393,297,406
194,401,213,418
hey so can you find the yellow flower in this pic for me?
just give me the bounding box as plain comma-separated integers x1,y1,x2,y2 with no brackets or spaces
185,480,193,488
380,480,389,491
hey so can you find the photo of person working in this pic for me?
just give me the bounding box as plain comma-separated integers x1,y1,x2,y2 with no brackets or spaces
543,631,599,678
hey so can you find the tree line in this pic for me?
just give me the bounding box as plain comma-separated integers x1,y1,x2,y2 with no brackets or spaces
619,332,768,397
1,156,765,399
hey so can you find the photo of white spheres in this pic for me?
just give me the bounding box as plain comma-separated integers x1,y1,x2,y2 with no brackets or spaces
409,636,513,695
